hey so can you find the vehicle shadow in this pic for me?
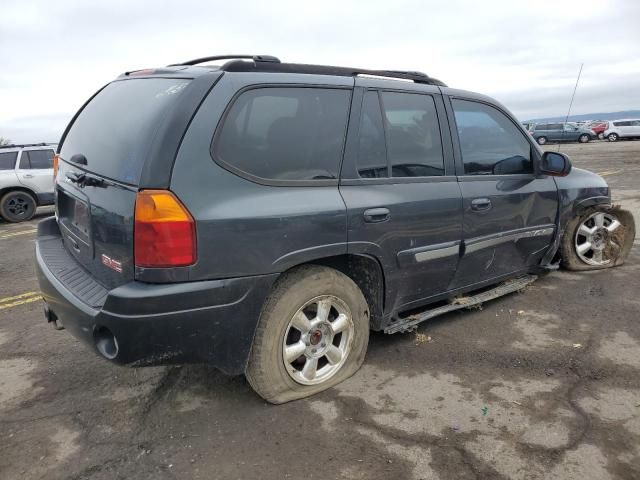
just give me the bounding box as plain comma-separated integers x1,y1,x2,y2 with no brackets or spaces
0,206,54,227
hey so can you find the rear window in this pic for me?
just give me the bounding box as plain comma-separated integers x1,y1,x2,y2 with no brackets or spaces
214,87,351,182
0,152,17,170
60,78,191,185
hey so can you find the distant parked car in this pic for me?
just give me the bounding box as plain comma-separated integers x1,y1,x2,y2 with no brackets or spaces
586,121,608,139
521,122,535,134
0,143,56,222
532,122,596,145
603,119,640,142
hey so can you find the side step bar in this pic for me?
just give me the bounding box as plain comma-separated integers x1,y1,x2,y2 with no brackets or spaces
384,275,538,334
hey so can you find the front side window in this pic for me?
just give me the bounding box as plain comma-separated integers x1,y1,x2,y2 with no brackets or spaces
214,87,351,182
0,152,18,170
452,99,532,176
381,92,444,177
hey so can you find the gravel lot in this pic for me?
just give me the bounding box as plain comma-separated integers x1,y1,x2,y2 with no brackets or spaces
1,140,639,480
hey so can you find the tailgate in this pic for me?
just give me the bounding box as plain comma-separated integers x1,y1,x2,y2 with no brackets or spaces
56,161,137,289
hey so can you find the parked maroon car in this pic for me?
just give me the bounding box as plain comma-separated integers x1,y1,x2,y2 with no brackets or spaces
587,121,609,139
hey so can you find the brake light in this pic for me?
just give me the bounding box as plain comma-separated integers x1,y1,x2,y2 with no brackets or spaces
134,190,196,267
52,154,59,179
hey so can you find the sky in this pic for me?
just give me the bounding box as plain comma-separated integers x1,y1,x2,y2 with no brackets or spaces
1,0,639,143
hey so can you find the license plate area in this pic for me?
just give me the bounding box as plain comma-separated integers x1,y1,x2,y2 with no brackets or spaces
57,188,93,261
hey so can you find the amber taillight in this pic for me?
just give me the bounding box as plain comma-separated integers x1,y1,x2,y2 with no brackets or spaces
134,190,196,267
52,154,59,180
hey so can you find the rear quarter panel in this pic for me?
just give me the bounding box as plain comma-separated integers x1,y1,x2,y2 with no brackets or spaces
170,72,353,281
0,170,20,190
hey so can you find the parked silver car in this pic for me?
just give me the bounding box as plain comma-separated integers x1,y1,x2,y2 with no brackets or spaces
0,143,56,222
603,119,640,142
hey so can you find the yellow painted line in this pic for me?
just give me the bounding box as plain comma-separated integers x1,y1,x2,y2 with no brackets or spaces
0,292,41,309
0,228,37,239
0,291,40,303
596,169,623,177
0,296,42,310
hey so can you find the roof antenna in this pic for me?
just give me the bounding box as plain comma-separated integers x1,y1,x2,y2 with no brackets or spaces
559,63,584,152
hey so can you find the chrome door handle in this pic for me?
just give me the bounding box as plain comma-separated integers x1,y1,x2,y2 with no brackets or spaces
364,207,390,223
470,198,492,212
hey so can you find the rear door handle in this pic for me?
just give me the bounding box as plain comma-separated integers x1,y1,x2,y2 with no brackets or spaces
470,198,492,212
363,207,390,223
23,174,34,178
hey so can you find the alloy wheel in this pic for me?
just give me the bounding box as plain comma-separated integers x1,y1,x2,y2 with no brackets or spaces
575,212,622,266
282,295,354,385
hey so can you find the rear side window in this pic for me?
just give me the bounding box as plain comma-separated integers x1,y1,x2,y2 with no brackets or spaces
214,87,351,182
453,99,532,176
61,78,191,185
382,92,444,177
19,150,54,169
0,152,17,170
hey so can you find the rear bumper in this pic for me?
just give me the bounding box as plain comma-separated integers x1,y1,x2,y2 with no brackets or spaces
35,217,277,374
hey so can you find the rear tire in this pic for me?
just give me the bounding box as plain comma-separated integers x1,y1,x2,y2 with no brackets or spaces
246,265,369,404
607,133,619,142
0,191,36,222
578,134,590,143
536,136,548,145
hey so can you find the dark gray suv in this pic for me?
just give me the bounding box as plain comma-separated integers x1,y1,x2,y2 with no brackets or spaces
36,55,635,403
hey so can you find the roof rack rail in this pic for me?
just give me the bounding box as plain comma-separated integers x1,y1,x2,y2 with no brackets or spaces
0,142,56,149
386,69,430,78
220,60,447,86
168,55,281,67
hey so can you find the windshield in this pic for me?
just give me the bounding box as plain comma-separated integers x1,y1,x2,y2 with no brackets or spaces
60,78,191,185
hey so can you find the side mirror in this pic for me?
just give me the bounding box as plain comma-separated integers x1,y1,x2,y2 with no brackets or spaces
540,151,572,177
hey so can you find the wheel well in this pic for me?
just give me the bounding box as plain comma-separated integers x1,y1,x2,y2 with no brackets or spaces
0,186,38,203
292,254,386,330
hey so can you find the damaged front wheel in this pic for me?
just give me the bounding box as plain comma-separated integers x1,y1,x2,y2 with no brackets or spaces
561,206,636,270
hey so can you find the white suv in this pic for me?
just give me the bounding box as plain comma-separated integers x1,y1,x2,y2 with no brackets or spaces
604,119,640,142
0,143,57,222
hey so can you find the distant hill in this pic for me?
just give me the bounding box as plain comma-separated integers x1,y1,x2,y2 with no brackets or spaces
525,110,640,123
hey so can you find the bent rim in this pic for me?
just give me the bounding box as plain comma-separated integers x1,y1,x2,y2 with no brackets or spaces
282,295,354,386
574,211,622,266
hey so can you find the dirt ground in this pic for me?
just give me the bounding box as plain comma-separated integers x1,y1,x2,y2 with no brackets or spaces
1,140,639,480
